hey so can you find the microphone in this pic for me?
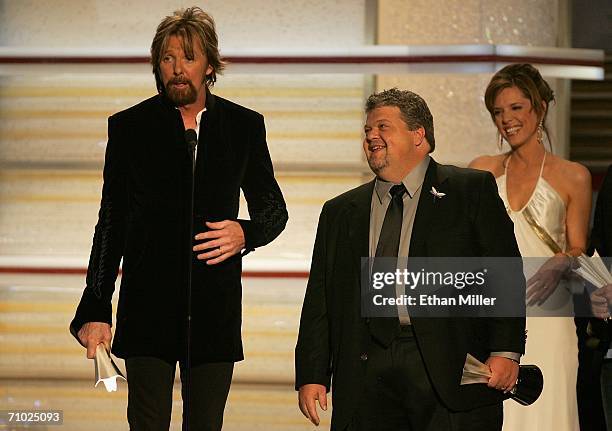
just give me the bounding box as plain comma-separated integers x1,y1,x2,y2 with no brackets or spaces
184,129,197,153
183,127,198,431
185,129,197,174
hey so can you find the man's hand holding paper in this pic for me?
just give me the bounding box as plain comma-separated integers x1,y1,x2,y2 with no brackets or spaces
77,321,112,359
486,356,519,393
591,284,612,320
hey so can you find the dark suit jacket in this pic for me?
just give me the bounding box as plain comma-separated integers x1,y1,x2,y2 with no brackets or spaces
295,159,525,430
589,165,612,347
71,90,288,365
591,165,612,258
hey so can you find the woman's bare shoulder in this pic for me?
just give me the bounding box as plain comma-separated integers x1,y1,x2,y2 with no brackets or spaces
547,154,591,193
468,154,507,177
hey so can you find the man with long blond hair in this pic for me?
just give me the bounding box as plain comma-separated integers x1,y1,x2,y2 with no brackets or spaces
70,7,287,430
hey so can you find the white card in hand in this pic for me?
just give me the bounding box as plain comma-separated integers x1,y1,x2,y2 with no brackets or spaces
94,344,126,392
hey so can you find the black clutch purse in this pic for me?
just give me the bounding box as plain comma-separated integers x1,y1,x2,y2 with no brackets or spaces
508,365,544,406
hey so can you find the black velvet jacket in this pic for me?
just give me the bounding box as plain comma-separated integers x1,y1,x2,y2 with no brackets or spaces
71,90,288,364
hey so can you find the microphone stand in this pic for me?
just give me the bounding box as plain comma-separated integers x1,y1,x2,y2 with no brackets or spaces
184,129,197,431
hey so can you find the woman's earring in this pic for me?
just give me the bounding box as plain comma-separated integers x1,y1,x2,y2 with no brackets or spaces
497,132,504,150
537,121,544,146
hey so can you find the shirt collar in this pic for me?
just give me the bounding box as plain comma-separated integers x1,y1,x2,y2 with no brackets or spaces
195,108,206,128
173,107,207,132
374,155,431,203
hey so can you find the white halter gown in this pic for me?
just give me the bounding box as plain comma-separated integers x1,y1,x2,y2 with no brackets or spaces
496,156,579,431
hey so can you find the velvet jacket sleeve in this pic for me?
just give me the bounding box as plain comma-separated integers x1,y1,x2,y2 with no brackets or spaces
237,114,288,254
70,115,127,340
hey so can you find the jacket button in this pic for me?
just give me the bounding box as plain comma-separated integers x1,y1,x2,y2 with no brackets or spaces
360,353,368,361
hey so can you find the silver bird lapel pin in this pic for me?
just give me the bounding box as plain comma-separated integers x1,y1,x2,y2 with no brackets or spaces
430,186,446,202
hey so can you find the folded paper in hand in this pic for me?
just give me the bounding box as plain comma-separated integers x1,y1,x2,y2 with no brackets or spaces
460,353,543,406
460,353,491,384
94,344,126,392
573,251,612,289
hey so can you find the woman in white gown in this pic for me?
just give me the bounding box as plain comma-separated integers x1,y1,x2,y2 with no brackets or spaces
470,64,592,431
